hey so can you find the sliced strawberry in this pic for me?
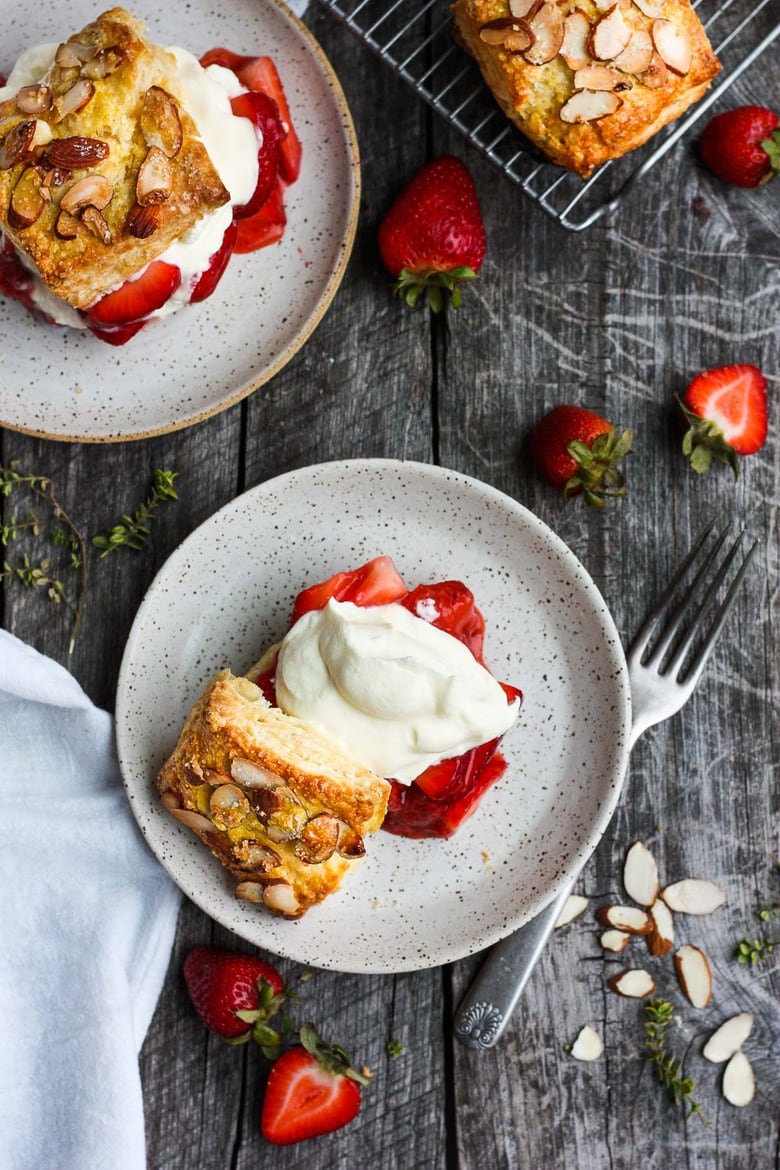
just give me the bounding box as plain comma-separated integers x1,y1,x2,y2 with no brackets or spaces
679,363,768,476
384,741,508,838
230,90,284,219
86,318,149,346
190,218,238,304
86,260,181,326
261,1024,369,1145
401,581,486,663
235,56,301,183
233,179,287,254
0,239,56,325
199,47,253,72
291,555,408,624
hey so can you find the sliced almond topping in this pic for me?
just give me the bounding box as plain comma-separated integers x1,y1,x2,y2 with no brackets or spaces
54,41,84,69
80,46,126,81
47,135,110,169
612,29,655,76
722,1050,755,1107
623,841,660,906
608,968,655,998
651,19,692,75
233,840,281,871
509,0,543,17
159,789,180,811
125,203,159,239
560,89,622,123
597,904,650,933
479,16,525,46
209,783,250,829
136,145,174,206
674,944,713,1008
8,166,45,230
42,165,72,190
589,6,631,60
140,86,183,158
702,1014,754,1064
336,821,366,859
633,0,665,16
262,879,301,917
637,53,669,87
646,898,674,956
53,78,95,121
81,205,113,245
570,1024,604,1060
295,813,340,865
555,893,589,927
573,65,625,91
15,84,52,115
0,119,37,170
230,756,283,789
661,878,725,915
524,2,565,65
60,173,113,214
235,880,266,904
600,929,630,952
170,807,216,835
560,10,592,71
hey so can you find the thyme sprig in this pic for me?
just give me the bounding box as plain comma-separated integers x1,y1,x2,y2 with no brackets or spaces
92,469,178,556
735,903,779,966
0,463,87,654
644,1000,703,1122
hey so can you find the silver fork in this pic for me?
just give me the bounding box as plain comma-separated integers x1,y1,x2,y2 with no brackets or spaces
454,521,759,1050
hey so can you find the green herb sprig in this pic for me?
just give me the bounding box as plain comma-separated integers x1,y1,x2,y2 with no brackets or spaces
734,903,779,966
92,469,178,557
644,1000,703,1121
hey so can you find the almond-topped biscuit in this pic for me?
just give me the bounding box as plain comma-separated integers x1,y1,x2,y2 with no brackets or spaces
451,0,720,177
156,671,391,919
0,7,229,309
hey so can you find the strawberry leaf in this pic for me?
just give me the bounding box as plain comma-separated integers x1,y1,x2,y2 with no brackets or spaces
677,396,740,479
299,1023,372,1086
391,266,478,313
759,129,780,182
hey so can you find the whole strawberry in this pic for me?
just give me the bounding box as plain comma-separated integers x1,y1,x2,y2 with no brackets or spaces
377,156,486,312
699,106,780,188
183,946,288,1052
678,363,768,477
529,405,633,507
261,1023,370,1145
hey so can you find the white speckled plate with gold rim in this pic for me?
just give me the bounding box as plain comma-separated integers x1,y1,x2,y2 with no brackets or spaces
116,459,632,974
0,0,359,442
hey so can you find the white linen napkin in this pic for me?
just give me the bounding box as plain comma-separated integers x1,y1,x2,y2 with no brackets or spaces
0,632,181,1170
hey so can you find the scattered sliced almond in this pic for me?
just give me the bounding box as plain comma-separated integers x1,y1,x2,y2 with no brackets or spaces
674,944,712,1008
8,166,44,230
555,894,589,928
15,84,52,115
295,813,340,865
125,203,159,239
509,0,543,17
560,89,622,123
560,10,591,71
136,145,174,206
633,0,665,17
81,205,112,245
637,53,669,87
0,119,37,170
722,1050,755,1107
661,878,725,915
570,1024,604,1060
612,29,655,76
53,78,95,121
651,19,692,75
54,41,85,69
596,905,650,933
646,898,674,956
600,929,630,952
702,1014,754,1064
262,879,301,917
140,86,183,157
524,2,564,65
80,46,125,81
589,7,631,61
60,173,113,214
623,841,660,907
573,65,625,91
608,968,655,998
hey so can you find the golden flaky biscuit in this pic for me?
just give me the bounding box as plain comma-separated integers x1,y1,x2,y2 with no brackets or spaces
0,8,229,308
452,0,720,176
156,671,391,919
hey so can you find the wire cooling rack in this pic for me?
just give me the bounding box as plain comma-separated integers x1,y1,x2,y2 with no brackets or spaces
313,0,779,230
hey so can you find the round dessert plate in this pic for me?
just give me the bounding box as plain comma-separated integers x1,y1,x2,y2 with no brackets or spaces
0,0,359,441
117,460,632,973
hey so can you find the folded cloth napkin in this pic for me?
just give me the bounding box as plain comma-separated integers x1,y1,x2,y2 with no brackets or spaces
0,632,181,1170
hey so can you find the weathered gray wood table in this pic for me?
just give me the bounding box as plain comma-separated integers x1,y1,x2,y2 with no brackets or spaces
2,2,778,1166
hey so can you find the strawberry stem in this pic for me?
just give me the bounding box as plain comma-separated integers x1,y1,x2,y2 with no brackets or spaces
677,396,740,478
563,428,633,507
299,1023,372,1085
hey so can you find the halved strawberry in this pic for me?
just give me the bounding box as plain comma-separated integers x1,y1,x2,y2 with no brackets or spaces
291,555,408,623
86,260,181,326
261,1023,369,1145
679,363,768,477
230,90,284,220
190,219,238,304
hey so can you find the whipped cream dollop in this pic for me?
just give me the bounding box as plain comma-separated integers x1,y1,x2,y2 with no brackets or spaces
275,599,519,785
0,43,259,325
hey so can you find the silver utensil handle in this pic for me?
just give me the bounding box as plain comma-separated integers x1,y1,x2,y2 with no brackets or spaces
453,880,575,1049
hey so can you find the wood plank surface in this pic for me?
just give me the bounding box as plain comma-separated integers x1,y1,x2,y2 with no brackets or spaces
1,1,778,1168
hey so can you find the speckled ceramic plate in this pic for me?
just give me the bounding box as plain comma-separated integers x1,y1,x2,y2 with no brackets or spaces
117,460,632,973
0,0,359,442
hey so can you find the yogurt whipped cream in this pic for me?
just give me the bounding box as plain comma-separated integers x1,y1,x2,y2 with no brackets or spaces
275,599,520,785
0,43,259,325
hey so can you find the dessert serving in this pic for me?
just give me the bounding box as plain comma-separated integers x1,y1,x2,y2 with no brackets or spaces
0,7,301,344
451,0,721,176
156,556,521,919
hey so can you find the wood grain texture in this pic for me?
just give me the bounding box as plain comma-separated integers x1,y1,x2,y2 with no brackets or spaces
1,1,778,1168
